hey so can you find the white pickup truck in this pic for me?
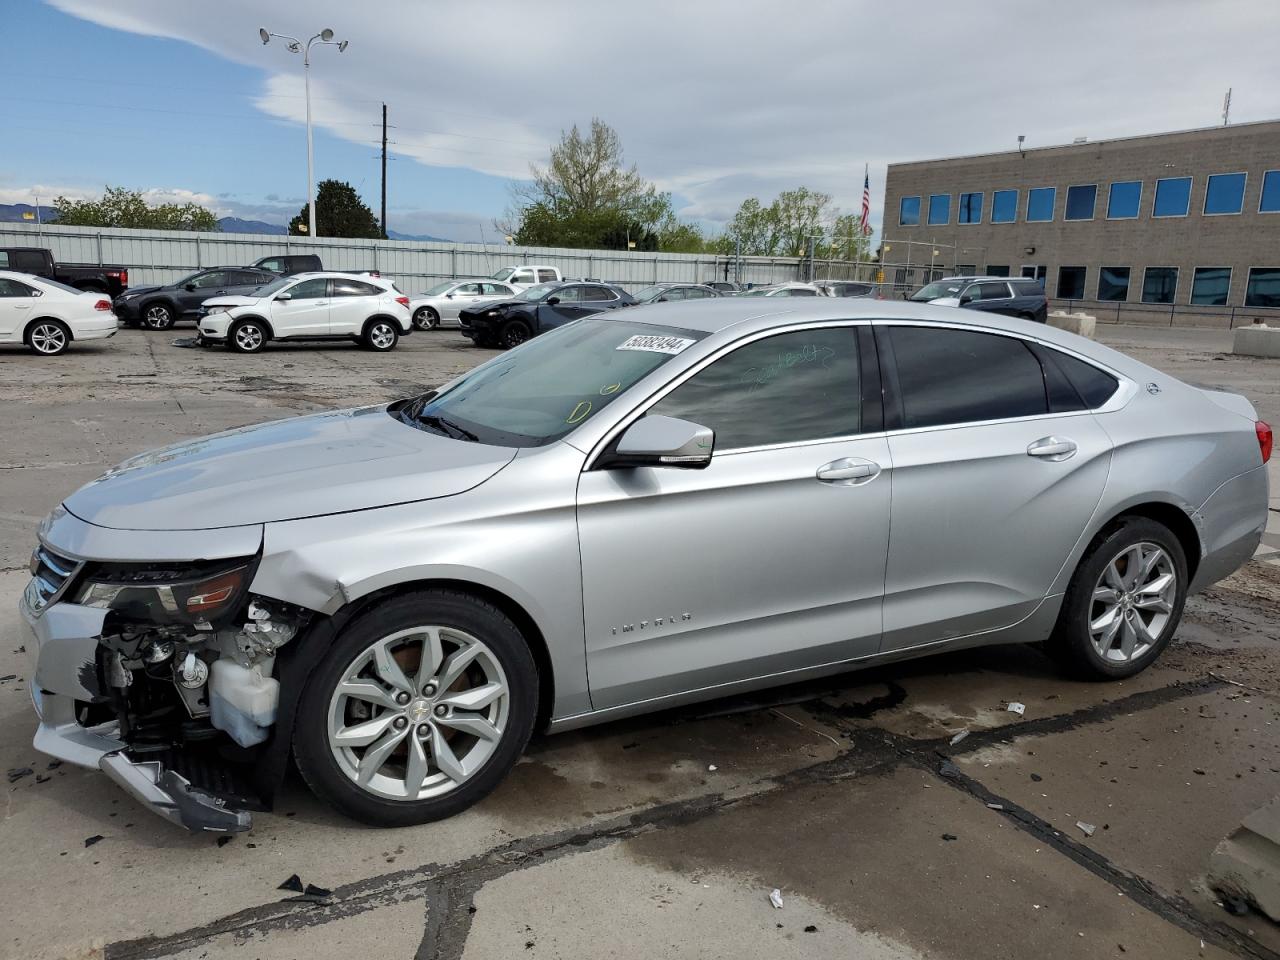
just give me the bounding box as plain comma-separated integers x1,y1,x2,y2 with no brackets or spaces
488,265,562,289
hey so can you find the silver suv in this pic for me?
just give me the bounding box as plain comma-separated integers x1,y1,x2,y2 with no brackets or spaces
22,300,1270,831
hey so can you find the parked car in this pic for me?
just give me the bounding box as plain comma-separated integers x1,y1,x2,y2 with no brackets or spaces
815,280,888,299
0,246,129,298
114,267,278,330
21,299,1270,832
197,272,411,353
632,283,721,304
249,254,324,275
487,265,562,289
459,280,635,348
704,281,742,294
0,270,118,355
910,276,1048,322
409,279,517,330
737,282,827,297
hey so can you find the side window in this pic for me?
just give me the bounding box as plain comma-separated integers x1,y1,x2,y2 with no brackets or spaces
234,271,268,286
514,270,536,285
0,278,34,297
452,283,479,295
0,252,9,268
660,288,686,301
537,269,558,283
649,328,862,450
258,259,282,272
975,282,1011,300
1046,349,1119,408
287,278,329,299
482,283,510,296
583,285,615,301
332,279,381,297
191,271,227,288
889,327,1047,428
13,251,46,272
551,286,581,303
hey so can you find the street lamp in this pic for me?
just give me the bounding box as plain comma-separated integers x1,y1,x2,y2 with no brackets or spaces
259,26,348,238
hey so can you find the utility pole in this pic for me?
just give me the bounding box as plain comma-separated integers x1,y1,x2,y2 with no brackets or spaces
1222,88,1232,126
380,102,388,237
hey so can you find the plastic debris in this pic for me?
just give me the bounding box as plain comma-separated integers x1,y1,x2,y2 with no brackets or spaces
986,802,1004,810
1076,821,1096,837
7,767,33,783
278,874,305,893
942,833,958,841
939,761,962,780
804,925,818,933
303,883,332,900
1223,896,1249,916
950,730,970,746
84,835,104,848
1030,773,1043,782
708,764,718,772
769,888,784,909
1007,702,1026,716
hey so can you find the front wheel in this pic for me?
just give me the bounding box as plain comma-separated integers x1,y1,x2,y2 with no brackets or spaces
143,303,176,330
499,319,531,349
413,307,439,331
27,320,71,356
1046,518,1187,679
229,319,268,353
293,590,539,826
364,319,400,351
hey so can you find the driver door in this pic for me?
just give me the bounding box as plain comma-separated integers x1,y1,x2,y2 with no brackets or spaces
178,270,229,316
442,282,485,321
268,277,330,337
537,285,588,331
577,324,890,710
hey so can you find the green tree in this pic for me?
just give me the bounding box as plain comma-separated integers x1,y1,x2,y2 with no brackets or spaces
289,179,382,238
54,186,218,231
819,213,872,262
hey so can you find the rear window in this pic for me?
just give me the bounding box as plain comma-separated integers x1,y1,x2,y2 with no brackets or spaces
1011,280,1044,297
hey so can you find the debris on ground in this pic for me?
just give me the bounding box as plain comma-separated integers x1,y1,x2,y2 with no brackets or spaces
707,764,717,772
1223,896,1250,916
939,761,962,780
84,835,104,848
301,884,332,902
1077,821,1096,837
949,730,970,746
34,774,50,784
804,925,818,933
47,760,62,770
942,833,958,841
986,803,1004,811
1006,702,1026,716
7,767,33,783
1030,773,1043,782
216,836,232,848
769,888,784,909
278,874,305,893
1208,795,1280,922
0,674,16,683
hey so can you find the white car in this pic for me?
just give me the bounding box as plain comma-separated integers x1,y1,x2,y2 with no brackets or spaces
488,264,562,289
0,270,118,355
736,282,828,297
409,279,516,330
198,272,412,353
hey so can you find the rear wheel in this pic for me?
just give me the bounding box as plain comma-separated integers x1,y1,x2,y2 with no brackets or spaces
413,307,439,331
1046,518,1187,679
229,319,268,353
499,319,531,349
364,319,400,351
27,319,71,356
143,302,176,330
293,590,539,826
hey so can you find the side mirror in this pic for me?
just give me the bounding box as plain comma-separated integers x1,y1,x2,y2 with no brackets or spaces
959,291,975,305
184,283,197,292
602,415,714,470
656,296,668,302
546,296,561,306
275,291,292,301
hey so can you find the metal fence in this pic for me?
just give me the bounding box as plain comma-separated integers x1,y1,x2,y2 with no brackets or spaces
1051,297,1280,330
0,222,856,292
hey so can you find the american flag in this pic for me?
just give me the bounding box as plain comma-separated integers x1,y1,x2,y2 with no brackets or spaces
860,165,872,236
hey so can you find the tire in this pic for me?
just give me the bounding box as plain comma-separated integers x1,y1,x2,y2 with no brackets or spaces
293,589,539,827
413,307,439,331
27,319,71,356
364,319,400,351
142,302,176,331
1046,517,1187,680
498,319,531,349
228,318,268,353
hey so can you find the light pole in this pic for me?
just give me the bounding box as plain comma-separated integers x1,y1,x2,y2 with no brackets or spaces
259,26,348,238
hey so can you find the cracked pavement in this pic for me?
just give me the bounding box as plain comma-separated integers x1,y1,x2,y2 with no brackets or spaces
0,324,1277,960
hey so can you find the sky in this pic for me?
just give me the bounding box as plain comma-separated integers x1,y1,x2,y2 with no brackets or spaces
2,0,1278,243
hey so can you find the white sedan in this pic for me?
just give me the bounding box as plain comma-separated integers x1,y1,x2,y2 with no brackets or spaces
408,279,517,330
0,270,118,355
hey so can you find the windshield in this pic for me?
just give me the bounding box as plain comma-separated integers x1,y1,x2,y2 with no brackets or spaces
489,268,515,281
910,281,964,301
738,287,774,297
421,281,455,296
632,285,667,303
514,283,557,302
253,276,293,298
172,271,205,288
395,318,706,447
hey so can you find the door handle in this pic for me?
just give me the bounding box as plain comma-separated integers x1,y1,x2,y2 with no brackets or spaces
1027,436,1077,461
816,458,880,484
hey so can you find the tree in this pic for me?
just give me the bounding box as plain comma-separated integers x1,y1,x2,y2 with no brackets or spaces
819,213,873,263
289,179,382,238
715,188,836,257
54,186,218,231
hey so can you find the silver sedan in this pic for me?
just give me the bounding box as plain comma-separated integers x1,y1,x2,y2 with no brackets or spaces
22,300,1271,831
408,279,516,330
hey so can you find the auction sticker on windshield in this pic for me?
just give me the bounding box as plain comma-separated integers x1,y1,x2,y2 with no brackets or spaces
616,335,696,355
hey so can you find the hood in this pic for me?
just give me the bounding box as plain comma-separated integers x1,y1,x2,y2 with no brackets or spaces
461,298,527,314
63,405,518,531
117,285,162,300
928,296,961,307
202,294,261,308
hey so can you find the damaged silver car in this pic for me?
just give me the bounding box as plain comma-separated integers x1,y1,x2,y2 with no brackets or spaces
21,301,1271,832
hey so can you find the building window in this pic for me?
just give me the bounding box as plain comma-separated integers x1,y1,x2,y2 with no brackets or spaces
1245,267,1280,307
1026,187,1055,222
1057,266,1087,299
955,264,976,276
899,196,921,226
927,194,950,225
1142,267,1179,304
1153,177,1192,217
1064,185,1097,221
1203,173,1246,215
1261,171,1280,213
1097,267,1130,302
958,192,983,224
991,190,1017,223
1106,181,1142,219
1190,267,1231,306
985,265,1010,277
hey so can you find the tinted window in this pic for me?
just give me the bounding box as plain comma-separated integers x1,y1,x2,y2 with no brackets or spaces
1245,267,1280,308
928,194,951,225
899,196,921,226
1204,173,1246,215
991,189,1017,223
974,282,1011,300
1261,171,1280,213
483,283,510,296
1026,187,1055,222
1065,185,1097,220
958,192,983,224
1010,279,1042,297
0,252,8,268
1049,349,1119,408
788,288,818,297
1141,267,1178,304
0,278,35,296
890,327,1046,428
191,271,228,288
233,271,269,286
583,286,615,302
257,258,283,272
287,278,328,299
1057,266,1087,299
537,269,558,282
650,328,861,450
1190,267,1231,306
551,286,581,303
1097,267,1130,301
454,283,483,295
1107,181,1142,219
332,279,382,297
1153,177,1192,217
661,288,686,301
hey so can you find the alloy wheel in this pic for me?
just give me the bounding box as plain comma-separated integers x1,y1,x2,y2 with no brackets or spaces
326,626,510,801
30,323,67,354
144,305,173,330
501,322,529,348
370,322,397,349
234,324,263,351
413,308,437,331
1089,541,1176,663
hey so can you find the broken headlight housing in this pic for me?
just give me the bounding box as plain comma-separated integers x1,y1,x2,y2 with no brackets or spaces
72,559,256,627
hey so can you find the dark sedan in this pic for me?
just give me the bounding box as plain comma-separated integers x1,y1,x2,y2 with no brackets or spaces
113,267,278,330
459,281,636,349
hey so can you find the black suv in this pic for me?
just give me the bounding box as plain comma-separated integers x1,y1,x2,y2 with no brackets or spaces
113,267,278,329
909,276,1048,323
459,281,635,349
249,254,323,275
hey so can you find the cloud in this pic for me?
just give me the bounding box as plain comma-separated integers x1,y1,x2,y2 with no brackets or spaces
40,0,1280,237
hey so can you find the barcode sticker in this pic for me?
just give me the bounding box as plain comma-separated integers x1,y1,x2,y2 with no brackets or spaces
616,335,696,355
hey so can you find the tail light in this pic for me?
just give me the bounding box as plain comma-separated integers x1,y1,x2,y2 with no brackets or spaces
120,269,128,287
1257,420,1273,464
94,299,112,312
395,296,409,307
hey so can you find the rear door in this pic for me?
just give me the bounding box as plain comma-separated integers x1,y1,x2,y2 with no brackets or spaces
268,277,330,337
876,322,1112,651
442,282,485,321
962,281,1019,316
329,278,383,334
0,277,36,337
